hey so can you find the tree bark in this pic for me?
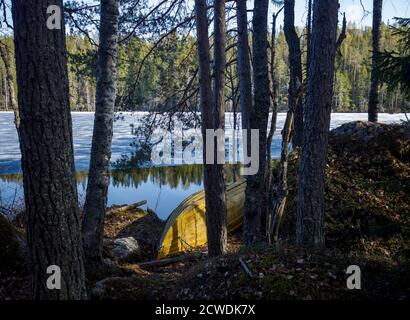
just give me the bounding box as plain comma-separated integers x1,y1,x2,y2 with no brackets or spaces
306,0,313,80
236,0,252,133
368,0,383,122
0,41,19,129
195,0,227,257
12,0,87,299
284,0,303,148
210,0,228,256
270,106,294,243
266,9,280,239
244,0,270,244
82,0,119,263
296,0,339,247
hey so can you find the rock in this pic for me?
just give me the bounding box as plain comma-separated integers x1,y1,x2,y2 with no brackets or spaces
111,237,141,261
116,211,165,259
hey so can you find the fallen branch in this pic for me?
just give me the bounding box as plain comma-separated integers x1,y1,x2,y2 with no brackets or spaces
112,201,147,213
138,253,200,269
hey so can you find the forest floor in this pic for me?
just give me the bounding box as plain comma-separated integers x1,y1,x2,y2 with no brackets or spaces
1,121,409,300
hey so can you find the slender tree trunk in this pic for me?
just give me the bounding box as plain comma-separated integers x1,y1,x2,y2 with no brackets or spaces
12,0,87,299
82,0,119,263
236,0,252,133
244,0,270,244
270,106,294,243
236,0,253,195
296,0,339,247
227,62,239,182
0,41,19,129
306,0,313,80
284,0,303,148
85,80,92,111
368,0,383,122
210,0,228,256
0,72,4,110
266,10,280,238
195,0,227,257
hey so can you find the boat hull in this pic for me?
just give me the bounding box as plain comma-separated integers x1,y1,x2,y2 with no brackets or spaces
157,181,246,258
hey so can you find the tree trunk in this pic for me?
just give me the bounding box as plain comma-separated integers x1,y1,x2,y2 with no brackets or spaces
210,0,228,256
296,0,339,248
266,10,280,238
306,0,313,81
236,0,252,133
195,0,227,257
284,0,303,148
12,0,87,299
270,107,294,243
368,0,383,122
244,0,270,244
82,0,119,263
0,72,4,110
0,41,19,128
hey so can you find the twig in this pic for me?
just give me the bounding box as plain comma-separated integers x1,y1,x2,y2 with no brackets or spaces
239,257,254,278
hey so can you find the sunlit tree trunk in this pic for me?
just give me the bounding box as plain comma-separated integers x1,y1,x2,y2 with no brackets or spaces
244,0,270,244
210,0,228,256
296,0,339,247
12,0,87,299
266,9,280,240
82,0,119,263
236,0,252,133
195,0,227,256
368,0,383,122
284,0,303,148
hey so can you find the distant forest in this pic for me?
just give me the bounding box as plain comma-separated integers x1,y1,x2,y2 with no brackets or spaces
0,23,407,113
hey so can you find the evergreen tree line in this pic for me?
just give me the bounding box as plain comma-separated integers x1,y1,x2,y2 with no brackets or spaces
0,23,407,113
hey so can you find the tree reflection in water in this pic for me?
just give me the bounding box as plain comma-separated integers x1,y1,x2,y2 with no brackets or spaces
0,164,241,219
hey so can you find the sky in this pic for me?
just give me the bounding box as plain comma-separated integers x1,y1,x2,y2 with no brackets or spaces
272,0,410,28
3,0,408,31
77,0,410,27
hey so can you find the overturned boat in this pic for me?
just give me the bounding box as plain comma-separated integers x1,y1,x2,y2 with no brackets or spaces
157,180,246,258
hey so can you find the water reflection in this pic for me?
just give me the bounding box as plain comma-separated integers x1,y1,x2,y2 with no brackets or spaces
0,164,240,220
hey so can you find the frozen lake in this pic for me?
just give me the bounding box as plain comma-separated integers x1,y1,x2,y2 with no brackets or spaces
0,111,406,219
0,112,407,174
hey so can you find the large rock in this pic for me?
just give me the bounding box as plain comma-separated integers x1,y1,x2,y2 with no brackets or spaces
116,211,165,259
111,237,141,261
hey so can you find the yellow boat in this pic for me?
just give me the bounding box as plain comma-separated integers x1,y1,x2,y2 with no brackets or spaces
157,180,246,258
